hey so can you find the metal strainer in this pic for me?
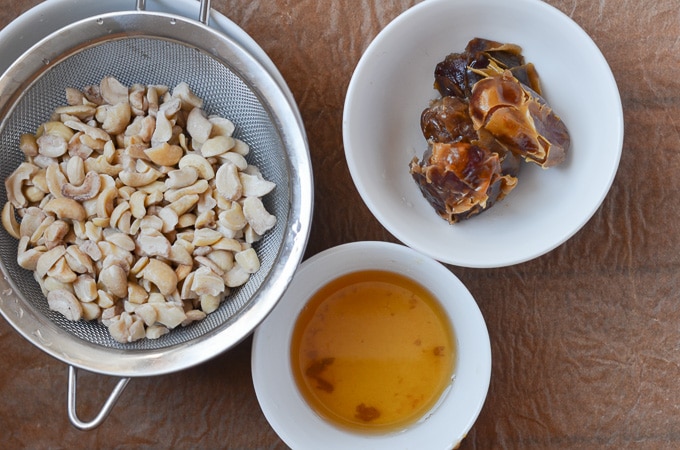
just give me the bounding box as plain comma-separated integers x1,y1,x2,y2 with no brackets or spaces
0,0,312,429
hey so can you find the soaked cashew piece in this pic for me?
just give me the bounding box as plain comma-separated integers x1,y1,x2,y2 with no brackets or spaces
158,96,182,118
166,166,198,189
193,228,224,246
96,186,118,218
47,257,78,284
209,115,235,137
31,171,49,192
42,219,70,249
243,196,277,235
65,246,95,274
144,143,183,167
200,135,234,157
73,275,98,302
5,162,38,207
151,302,186,329
2,78,278,343
17,236,45,271
169,242,193,266
218,202,247,231
45,163,67,198
164,179,210,203
128,84,147,116
240,172,276,197
66,155,86,186
178,154,214,180
129,190,147,219
42,277,74,296
134,303,157,326
217,152,248,171
151,111,173,145
215,163,242,201
119,168,162,187
187,108,212,144
19,133,39,157
200,294,222,315
81,302,102,321
231,138,250,156
101,102,132,135
142,259,178,297
105,232,136,252
39,121,74,142
47,289,83,321
182,309,207,326
43,198,87,222
212,237,243,253
61,171,101,201
167,194,199,217
127,281,149,305
191,266,226,297
29,215,55,246
35,245,67,279
24,186,46,204
19,207,46,239
235,248,260,274
100,76,129,106
136,229,171,257
108,312,146,343
224,263,251,288
172,82,203,110
99,264,128,298
37,133,68,158
2,202,20,239
64,119,111,143
157,206,179,233
146,325,169,340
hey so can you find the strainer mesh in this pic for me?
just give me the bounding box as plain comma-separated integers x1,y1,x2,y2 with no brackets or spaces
0,37,291,350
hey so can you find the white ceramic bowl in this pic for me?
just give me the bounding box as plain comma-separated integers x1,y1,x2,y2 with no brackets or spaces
252,241,491,450
343,0,623,268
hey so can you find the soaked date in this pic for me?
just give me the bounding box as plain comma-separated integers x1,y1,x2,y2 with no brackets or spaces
410,38,570,224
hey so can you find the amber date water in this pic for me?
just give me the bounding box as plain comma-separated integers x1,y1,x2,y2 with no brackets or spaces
290,270,456,434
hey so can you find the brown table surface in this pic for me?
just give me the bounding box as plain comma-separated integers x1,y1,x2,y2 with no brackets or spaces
0,0,674,448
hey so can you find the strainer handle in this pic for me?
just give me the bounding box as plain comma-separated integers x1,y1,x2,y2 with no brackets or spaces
135,0,212,25
67,366,131,430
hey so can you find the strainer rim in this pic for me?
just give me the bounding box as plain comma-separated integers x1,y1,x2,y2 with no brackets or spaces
0,10,313,377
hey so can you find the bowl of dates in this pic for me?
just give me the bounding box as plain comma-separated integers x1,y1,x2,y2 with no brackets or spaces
343,0,622,268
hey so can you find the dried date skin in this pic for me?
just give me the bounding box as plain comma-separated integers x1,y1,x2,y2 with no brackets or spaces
434,53,473,99
420,96,523,178
421,96,478,144
467,39,524,69
470,71,570,167
415,87,520,223
467,39,542,94
409,142,516,223
433,38,541,100
411,37,570,223
476,127,522,179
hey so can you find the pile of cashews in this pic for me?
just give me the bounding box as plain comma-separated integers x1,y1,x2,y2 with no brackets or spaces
2,77,277,343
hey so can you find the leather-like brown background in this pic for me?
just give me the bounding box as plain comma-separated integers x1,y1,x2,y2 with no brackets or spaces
0,1,676,448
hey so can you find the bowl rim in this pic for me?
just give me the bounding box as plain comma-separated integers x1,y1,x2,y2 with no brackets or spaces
252,241,491,450
342,0,624,268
